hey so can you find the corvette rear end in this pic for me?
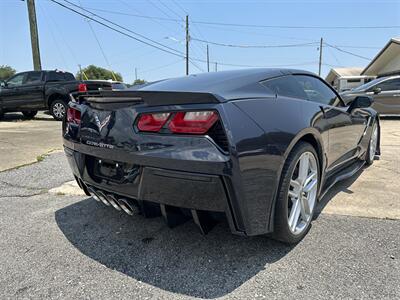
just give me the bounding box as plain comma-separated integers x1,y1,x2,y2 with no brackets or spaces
63,69,379,243
63,89,257,236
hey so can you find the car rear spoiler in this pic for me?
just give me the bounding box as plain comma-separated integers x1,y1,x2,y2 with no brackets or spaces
72,90,221,107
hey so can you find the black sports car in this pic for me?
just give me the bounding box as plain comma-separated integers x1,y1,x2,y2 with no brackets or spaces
63,69,380,244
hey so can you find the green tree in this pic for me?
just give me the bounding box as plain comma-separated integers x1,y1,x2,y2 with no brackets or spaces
133,79,147,85
76,65,123,82
0,65,16,81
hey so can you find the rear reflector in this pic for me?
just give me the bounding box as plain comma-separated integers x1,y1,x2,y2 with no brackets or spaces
67,107,81,124
168,111,218,134
78,83,87,92
137,113,170,132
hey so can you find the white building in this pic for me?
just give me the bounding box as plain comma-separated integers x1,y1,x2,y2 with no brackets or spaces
326,38,400,91
325,67,374,92
361,38,400,77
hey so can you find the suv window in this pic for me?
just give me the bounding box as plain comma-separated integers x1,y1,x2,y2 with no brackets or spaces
261,76,308,100
295,75,341,106
64,72,75,81
24,71,43,84
373,78,400,91
7,73,26,87
47,71,74,82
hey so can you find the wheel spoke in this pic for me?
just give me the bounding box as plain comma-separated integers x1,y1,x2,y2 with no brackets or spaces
304,177,318,193
288,199,301,231
298,154,309,182
290,179,301,190
300,195,311,220
288,190,298,200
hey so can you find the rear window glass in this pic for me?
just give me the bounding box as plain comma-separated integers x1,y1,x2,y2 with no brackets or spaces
111,83,127,90
261,76,308,100
64,72,75,81
47,71,75,81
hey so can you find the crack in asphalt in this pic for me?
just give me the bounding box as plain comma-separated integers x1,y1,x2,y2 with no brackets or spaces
0,180,45,191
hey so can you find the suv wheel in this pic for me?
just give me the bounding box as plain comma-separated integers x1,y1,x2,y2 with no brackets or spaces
22,110,38,119
50,99,67,121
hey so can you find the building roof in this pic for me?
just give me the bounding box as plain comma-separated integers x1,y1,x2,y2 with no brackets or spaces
325,67,364,83
361,38,400,76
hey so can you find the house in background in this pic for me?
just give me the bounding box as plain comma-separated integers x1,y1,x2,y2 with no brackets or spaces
326,38,400,92
325,67,375,92
361,38,400,78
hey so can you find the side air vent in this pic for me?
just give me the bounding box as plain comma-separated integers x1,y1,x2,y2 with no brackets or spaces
208,121,229,153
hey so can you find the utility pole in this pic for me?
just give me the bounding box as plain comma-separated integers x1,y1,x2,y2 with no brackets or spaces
206,44,210,72
185,15,189,75
27,0,42,70
318,37,323,76
135,68,138,81
78,64,83,80
215,62,218,72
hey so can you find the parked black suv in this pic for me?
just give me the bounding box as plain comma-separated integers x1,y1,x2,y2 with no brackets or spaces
0,70,112,120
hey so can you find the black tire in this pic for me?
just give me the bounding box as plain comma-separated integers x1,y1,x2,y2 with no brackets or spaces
272,142,320,244
0,110,4,120
50,99,67,121
365,121,378,166
22,110,38,119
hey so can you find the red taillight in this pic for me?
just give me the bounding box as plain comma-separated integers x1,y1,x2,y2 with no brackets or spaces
78,83,87,92
67,107,81,124
137,113,170,132
168,111,218,134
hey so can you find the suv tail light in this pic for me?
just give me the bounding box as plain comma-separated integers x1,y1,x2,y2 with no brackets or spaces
67,107,81,124
78,83,87,92
137,113,170,132
168,111,218,134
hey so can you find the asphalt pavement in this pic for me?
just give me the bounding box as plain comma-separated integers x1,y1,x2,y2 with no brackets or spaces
0,152,399,299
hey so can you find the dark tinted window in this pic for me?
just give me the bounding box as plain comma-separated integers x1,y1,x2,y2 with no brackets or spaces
295,75,341,106
111,83,127,90
7,73,26,87
47,71,74,82
64,72,75,81
374,78,400,91
261,76,308,100
24,71,43,84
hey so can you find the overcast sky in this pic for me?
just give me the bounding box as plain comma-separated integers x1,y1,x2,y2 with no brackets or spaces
1,0,399,83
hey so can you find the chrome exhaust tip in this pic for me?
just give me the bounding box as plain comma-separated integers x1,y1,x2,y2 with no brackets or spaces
87,187,101,202
96,190,111,206
107,194,122,211
117,198,137,216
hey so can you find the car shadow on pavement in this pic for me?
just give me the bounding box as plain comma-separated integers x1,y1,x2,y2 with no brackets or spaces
314,167,364,219
0,112,55,122
55,198,295,298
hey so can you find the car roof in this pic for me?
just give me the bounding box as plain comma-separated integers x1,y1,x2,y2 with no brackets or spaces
138,68,316,100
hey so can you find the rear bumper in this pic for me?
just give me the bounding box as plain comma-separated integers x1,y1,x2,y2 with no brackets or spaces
63,141,243,235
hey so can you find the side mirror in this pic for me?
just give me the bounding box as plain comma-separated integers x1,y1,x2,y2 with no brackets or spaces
373,87,381,94
0,81,6,88
349,96,373,111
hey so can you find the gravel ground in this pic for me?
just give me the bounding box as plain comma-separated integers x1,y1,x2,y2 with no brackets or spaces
0,153,399,299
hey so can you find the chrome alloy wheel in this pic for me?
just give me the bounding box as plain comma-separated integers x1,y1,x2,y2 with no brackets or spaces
53,102,66,119
369,124,378,162
287,151,319,235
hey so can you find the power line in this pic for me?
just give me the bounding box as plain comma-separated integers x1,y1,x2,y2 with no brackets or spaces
141,58,184,74
49,0,185,58
47,1,332,70
324,42,372,60
81,6,182,22
191,20,400,30
60,0,184,56
191,37,318,48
